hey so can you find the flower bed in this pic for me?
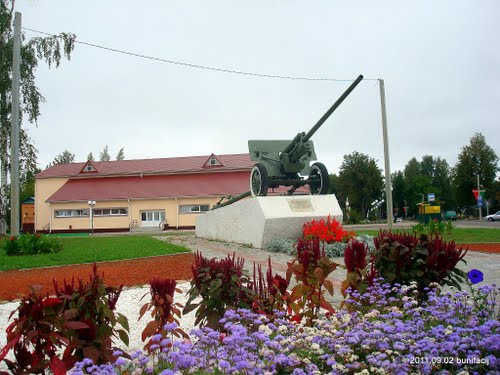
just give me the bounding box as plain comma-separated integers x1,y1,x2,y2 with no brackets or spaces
2,220,500,374
70,280,499,374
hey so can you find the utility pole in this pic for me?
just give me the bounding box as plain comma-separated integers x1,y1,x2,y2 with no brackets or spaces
379,79,393,229
10,12,21,236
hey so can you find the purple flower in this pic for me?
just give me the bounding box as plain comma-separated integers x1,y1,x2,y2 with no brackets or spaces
467,269,484,284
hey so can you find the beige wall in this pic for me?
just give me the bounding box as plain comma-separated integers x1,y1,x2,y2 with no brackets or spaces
35,177,68,231
35,177,223,231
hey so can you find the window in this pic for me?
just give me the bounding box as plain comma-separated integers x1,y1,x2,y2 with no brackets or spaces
55,209,89,218
93,208,128,216
180,205,210,214
81,161,97,173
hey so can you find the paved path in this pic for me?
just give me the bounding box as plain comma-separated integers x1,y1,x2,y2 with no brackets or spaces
158,234,500,308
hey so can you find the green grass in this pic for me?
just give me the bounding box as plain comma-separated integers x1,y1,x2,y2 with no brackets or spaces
356,228,500,243
0,235,190,272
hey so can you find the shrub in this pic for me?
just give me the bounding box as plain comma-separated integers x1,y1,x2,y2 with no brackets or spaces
265,238,295,254
0,264,129,374
3,233,63,256
412,219,455,237
139,277,187,350
183,251,253,329
372,231,468,293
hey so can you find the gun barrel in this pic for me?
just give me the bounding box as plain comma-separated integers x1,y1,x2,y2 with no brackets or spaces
304,75,364,142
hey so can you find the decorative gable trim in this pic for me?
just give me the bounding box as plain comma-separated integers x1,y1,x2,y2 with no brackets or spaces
80,160,98,173
202,153,224,168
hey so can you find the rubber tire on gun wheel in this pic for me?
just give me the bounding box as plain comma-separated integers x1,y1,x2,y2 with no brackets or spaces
308,162,329,195
250,163,269,196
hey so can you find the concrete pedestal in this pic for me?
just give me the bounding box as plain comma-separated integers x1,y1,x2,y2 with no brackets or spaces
196,194,342,249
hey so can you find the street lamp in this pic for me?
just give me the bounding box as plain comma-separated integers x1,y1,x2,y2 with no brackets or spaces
403,199,408,219
88,200,96,235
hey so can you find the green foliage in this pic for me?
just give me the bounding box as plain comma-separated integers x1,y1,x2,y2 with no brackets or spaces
266,237,295,254
184,252,253,329
116,147,125,161
452,132,499,208
0,234,189,271
52,149,76,165
401,155,453,217
0,264,128,374
412,219,455,237
0,0,76,190
336,151,384,219
99,145,111,162
4,233,63,255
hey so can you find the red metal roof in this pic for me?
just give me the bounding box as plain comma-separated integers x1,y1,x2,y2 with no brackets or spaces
46,171,252,202
37,153,253,179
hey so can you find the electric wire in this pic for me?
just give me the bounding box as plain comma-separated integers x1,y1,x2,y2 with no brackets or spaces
23,27,379,83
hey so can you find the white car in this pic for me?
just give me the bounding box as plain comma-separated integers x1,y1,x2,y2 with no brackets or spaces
485,211,500,222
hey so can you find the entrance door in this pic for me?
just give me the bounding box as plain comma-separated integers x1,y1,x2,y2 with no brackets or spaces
140,210,165,227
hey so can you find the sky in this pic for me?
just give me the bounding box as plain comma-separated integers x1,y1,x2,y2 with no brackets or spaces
14,0,500,176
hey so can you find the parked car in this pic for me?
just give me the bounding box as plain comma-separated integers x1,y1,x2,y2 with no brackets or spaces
485,211,500,222
443,210,457,221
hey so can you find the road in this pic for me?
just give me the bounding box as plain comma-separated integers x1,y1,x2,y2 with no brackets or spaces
345,220,500,231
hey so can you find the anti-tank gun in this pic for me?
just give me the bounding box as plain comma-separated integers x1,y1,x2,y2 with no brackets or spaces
213,75,363,209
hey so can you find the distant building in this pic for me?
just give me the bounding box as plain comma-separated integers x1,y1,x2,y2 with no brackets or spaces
21,196,35,233
35,153,253,233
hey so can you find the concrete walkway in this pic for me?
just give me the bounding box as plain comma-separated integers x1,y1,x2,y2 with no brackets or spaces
158,234,500,308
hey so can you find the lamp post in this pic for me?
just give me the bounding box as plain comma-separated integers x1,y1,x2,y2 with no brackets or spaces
404,199,408,219
88,200,96,235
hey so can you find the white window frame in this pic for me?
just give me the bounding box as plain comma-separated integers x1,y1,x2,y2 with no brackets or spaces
179,204,210,214
93,207,128,217
55,209,89,218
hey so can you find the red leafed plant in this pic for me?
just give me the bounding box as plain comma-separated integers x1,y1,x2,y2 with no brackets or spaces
286,238,339,326
0,264,129,375
250,257,289,317
371,231,468,295
303,215,355,243
139,277,187,351
183,252,253,329
341,239,371,297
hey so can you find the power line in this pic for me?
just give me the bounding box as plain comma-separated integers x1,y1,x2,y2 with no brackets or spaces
23,27,379,82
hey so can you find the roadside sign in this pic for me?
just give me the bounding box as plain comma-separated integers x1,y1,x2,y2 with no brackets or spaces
478,195,483,207
428,193,435,202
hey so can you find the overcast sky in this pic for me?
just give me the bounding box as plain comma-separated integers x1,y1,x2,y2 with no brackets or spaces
14,0,500,176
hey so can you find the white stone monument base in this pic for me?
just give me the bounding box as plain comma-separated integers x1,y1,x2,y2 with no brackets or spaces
196,194,342,249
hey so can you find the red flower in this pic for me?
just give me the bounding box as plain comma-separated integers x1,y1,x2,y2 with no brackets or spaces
35,233,41,238
9,236,15,241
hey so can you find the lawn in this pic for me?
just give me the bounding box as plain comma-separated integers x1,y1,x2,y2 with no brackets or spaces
357,227,500,243
0,234,189,271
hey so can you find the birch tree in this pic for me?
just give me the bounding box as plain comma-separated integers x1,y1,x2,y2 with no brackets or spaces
0,0,75,232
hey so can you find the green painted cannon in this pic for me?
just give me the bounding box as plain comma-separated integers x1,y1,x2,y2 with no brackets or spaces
248,74,364,196
212,75,363,209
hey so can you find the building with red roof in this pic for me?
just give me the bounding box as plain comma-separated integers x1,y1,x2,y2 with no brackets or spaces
35,153,253,232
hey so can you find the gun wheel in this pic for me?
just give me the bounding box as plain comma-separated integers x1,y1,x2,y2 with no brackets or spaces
309,162,329,195
250,163,269,196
